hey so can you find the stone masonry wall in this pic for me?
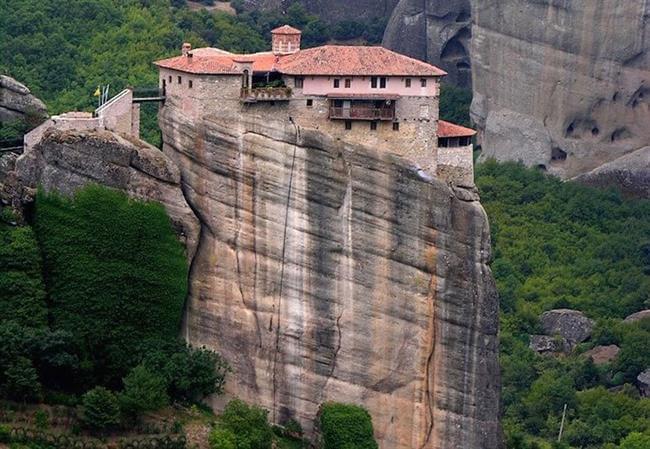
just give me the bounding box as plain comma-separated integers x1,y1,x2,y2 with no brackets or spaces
437,144,474,187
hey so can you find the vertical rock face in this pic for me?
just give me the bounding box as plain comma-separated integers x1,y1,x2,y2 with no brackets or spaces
383,0,472,88
160,101,500,449
471,0,650,186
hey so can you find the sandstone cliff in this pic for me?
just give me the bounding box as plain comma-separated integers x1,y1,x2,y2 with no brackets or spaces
471,0,650,195
159,99,500,449
383,0,472,88
0,75,47,124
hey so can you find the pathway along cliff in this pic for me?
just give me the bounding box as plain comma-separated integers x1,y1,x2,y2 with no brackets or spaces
1,92,501,449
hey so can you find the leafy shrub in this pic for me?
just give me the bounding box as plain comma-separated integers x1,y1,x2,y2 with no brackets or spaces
81,386,121,433
210,399,273,449
319,403,378,449
34,185,188,388
34,410,49,430
142,341,230,404
0,424,11,443
119,364,169,418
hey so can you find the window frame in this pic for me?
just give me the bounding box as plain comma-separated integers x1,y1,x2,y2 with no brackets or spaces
379,77,387,89
345,78,351,88
371,77,378,88
405,78,411,88
178,76,182,84
306,99,313,107
345,120,352,130
295,77,304,89
392,122,400,131
370,121,377,131
334,79,341,88
420,78,427,87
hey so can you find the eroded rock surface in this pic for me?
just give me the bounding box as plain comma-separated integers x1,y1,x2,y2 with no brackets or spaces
624,309,650,323
540,309,594,348
638,369,650,397
0,75,47,123
383,0,472,88
5,128,199,258
529,335,569,355
583,345,620,365
472,0,650,192
160,100,500,449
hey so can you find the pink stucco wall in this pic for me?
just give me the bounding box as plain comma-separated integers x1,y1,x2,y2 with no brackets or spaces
299,75,439,97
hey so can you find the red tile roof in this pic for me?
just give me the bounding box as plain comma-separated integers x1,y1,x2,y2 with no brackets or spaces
155,51,280,75
272,25,302,35
278,46,446,77
155,45,446,77
438,120,476,138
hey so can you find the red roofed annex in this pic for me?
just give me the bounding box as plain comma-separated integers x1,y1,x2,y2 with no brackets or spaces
155,25,475,186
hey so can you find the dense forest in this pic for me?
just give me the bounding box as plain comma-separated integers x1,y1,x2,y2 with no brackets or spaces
476,162,650,449
1,1,649,448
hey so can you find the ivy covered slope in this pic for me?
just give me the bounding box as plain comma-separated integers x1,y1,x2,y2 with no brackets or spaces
476,161,650,449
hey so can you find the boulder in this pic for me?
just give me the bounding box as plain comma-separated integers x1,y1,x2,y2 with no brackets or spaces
583,345,620,365
637,369,650,397
623,309,650,323
540,309,594,347
0,75,47,123
529,335,569,354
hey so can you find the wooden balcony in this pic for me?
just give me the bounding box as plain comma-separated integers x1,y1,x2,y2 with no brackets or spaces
241,87,292,103
329,105,395,121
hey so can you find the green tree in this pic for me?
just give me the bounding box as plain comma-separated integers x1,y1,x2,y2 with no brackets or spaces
2,356,41,402
34,185,188,388
119,364,169,418
212,399,273,449
81,386,121,433
143,342,230,403
319,403,378,449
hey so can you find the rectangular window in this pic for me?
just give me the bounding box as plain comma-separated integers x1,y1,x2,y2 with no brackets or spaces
405,78,411,88
379,77,387,89
370,122,377,131
334,79,340,88
345,79,351,88
168,75,172,83
392,122,400,131
345,120,352,130
188,80,193,89
438,138,448,148
295,77,304,88
178,76,182,84
371,77,378,88
306,99,313,107
420,78,427,87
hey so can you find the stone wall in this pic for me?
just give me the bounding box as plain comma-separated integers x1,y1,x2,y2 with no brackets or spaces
96,89,140,138
437,144,474,187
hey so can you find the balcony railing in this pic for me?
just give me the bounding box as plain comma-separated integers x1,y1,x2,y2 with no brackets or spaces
241,87,292,103
329,106,395,121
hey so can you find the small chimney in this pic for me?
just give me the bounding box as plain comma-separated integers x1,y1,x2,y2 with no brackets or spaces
181,42,192,57
271,25,302,55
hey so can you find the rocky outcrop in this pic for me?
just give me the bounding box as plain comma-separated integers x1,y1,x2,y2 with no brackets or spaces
3,128,199,258
383,0,472,88
240,0,399,23
529,335,569,354
159,100,500,449
638,369,650,397
0,75,47,124
540,309,594,348
624,309,650,323
471,0,650,195
583,345,620,365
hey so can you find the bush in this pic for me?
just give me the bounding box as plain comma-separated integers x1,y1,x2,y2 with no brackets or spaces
0,424,10,443
210,399,273,449
2,356,41,402
143,342,230,404
81,387,121,433
119,364,169,418
34,185,188,388
319,403,378,449
209,427,237,449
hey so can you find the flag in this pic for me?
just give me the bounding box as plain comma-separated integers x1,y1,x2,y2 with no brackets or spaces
93,86,101,97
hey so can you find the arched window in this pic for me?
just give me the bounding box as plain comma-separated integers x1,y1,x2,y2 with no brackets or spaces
242,70,250,89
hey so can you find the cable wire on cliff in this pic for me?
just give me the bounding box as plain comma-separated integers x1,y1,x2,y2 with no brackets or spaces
272,116,301,424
